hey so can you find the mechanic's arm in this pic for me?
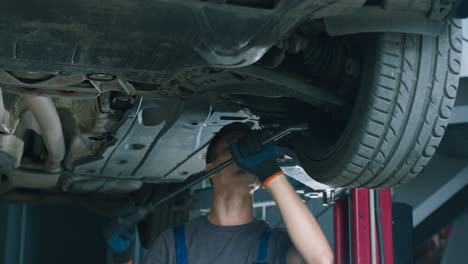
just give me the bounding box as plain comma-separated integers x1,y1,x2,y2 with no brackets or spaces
266,174,333,264
230,132,333,264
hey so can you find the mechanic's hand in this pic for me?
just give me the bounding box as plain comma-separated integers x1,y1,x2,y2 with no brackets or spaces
103,207,142,263
104,220,136,249
104,219,136,263
229,131,283,188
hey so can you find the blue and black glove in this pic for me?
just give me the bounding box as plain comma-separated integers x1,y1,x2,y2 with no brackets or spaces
229,131,283,188
104,212,137,264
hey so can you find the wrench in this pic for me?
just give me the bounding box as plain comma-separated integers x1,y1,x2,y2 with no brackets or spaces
116,123,309,225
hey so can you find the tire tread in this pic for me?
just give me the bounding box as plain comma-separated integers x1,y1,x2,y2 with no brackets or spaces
322,19,462,188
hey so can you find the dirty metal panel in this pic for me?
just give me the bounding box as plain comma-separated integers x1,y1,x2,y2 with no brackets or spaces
134,99,257,181
159,110,258,181
73,97,184,178
73,94,257,184
132,96,212,180
73,99,142,177
99,99,183,178
0,0,345,83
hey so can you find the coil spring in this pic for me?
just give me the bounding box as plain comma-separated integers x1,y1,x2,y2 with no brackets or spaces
302,34,350,83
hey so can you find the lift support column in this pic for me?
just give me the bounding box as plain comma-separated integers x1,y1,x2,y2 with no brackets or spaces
334,189,394,264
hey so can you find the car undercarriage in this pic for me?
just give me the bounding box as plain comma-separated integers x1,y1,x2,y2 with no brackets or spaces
0,0,466,247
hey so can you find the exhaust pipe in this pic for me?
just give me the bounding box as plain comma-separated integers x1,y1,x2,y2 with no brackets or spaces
24,96,65,172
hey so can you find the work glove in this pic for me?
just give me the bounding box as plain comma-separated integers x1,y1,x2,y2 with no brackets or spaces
229,131,283,188
104,211,138,263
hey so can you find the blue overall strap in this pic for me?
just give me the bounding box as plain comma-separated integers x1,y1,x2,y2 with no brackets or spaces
173,225,188,264
255,229,271,264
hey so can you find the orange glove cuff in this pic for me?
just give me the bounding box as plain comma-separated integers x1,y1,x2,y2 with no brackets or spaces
261,171,283,188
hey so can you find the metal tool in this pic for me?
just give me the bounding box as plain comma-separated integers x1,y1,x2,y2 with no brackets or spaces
116,123,309,226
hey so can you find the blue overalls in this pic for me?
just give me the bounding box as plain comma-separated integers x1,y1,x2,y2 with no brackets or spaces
173,225,271,264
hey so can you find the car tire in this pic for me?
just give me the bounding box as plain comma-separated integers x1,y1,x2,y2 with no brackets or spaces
293,19,463,188
136,184,189,248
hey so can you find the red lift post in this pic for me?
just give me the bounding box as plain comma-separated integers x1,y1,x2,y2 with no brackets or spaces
334,189,394,264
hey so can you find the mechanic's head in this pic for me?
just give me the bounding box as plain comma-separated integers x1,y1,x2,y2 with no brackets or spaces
205,122,261,193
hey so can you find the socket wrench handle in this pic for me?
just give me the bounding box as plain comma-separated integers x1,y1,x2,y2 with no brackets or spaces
119,123,309,225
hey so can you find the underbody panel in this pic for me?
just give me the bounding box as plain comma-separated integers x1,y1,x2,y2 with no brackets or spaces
72,96,257,184
0,0,463,196
0,0,362,84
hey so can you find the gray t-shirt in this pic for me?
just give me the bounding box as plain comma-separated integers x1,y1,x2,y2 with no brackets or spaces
144,216,292,264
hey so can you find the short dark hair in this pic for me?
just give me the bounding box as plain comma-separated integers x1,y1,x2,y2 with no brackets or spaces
206,122,251,163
